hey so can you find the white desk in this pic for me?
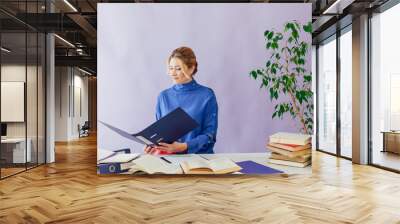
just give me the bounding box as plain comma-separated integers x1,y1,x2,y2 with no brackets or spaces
167,153,312,175
1,138,32,163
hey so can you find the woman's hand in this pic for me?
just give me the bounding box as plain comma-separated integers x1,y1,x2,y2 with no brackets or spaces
143,145,158,154
154,142,187,153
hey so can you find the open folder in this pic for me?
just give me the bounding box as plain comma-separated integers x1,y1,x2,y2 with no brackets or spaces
99,107,198,146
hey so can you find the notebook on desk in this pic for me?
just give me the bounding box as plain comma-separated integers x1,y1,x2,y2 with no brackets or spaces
236,161,283,175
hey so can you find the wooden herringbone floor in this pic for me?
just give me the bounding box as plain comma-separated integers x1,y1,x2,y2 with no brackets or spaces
1,134,400,224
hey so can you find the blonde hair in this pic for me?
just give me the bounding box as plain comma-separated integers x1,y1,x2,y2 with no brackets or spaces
168,47,198,75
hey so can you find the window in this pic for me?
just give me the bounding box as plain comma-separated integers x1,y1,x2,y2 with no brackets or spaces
317,36,337,154
370,2,400,171
339,28,352,158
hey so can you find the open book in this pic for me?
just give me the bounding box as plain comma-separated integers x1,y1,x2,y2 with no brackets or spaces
125,155,183,174
180,157,242,174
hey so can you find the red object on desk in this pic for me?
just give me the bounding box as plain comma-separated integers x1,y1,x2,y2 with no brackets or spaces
152,149,174,155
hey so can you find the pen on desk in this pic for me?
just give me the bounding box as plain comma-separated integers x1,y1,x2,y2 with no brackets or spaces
160,157,171,164
199,155,209,160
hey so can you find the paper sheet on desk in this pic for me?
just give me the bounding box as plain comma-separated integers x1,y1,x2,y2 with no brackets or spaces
162,154,203,164
97,148,139,163
130,155,183,174
99,153,140,163
98,149,116,161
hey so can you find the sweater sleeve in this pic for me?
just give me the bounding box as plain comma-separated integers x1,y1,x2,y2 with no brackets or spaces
186,94,218,154
155,94,162,120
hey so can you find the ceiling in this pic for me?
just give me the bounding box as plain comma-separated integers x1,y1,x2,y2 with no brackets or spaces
0,0,392,75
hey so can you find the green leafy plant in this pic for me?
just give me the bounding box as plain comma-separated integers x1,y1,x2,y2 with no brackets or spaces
249,21,313,134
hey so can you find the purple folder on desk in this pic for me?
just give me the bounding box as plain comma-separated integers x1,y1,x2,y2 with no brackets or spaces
237,161,283,175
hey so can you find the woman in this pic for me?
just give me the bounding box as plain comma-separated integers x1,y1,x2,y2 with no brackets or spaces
144,47,218,154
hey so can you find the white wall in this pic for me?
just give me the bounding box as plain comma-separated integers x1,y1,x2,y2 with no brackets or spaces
55,67,69,141
1,65,38,138
55,67,89,141
72,72,89,138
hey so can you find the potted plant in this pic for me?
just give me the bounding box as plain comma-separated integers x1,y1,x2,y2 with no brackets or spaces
249,21,313,134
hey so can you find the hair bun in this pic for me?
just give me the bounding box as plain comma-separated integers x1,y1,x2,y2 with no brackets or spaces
169,47,198,75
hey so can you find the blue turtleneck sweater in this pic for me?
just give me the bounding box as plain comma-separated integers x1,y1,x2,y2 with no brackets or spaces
156,79,218,154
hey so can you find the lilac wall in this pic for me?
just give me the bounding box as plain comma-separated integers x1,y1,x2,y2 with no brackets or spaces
98,3,311,153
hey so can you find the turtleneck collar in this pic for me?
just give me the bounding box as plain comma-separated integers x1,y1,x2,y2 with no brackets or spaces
173,79,199,92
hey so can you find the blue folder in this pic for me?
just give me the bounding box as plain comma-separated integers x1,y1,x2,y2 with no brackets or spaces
98,163,130,174
97,148,132,174
99,107,198,147
236,161,283,175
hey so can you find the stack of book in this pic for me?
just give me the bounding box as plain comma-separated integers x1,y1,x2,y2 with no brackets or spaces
266,132,312,168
